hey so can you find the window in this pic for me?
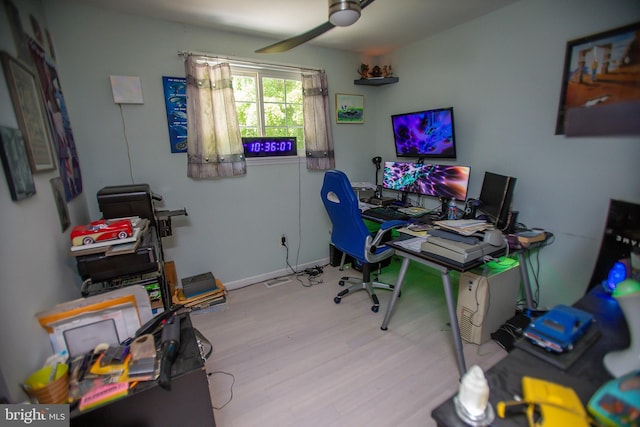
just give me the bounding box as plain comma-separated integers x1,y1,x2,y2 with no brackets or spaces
233,70,304,156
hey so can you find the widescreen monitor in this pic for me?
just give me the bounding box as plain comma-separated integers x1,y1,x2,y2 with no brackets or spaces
382,161,470,201
391,107,457,159
477,171,517,229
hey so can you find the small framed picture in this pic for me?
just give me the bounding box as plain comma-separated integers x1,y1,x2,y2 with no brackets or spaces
0,126,36,201
336,93,364,124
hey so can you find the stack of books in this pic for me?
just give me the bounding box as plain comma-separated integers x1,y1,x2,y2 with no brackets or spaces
172,276,227,312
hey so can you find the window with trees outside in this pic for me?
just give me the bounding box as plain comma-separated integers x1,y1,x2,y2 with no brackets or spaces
233,70,304,158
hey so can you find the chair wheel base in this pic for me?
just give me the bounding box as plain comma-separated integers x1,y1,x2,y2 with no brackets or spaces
334,297,341,304
371,305,379,313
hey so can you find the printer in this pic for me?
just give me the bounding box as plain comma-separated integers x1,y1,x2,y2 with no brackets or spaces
97,184,187,237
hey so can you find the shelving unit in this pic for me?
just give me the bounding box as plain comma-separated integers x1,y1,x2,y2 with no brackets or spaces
74,223,169,313
354,77,399,86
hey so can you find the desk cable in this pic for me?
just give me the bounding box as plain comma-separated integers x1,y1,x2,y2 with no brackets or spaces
208,370,235,410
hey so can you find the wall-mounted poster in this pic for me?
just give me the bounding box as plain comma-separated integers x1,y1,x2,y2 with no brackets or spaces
162,76,187,153
28,36,83,202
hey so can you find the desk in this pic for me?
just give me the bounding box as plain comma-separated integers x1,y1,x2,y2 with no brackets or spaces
381,237,506,378
431,288,629,426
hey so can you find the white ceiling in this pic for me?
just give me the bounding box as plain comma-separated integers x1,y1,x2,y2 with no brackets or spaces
67,0,519,56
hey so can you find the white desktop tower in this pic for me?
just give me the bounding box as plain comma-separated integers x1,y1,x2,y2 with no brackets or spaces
456,263,521,345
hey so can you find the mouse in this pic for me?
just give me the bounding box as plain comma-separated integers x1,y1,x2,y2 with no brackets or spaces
483,229,505,246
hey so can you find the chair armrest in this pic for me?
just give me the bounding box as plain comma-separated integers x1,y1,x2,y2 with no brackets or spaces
370,220,408,249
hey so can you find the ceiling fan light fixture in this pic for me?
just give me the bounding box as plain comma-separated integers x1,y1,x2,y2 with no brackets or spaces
329,0,361,27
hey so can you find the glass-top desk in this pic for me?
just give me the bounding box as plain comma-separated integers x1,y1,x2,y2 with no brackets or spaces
381,235,506,378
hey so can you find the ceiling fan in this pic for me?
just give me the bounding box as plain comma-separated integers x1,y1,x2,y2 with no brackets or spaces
255,0,376,54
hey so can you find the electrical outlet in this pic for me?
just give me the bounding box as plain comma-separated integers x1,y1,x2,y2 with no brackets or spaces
281,235,287,247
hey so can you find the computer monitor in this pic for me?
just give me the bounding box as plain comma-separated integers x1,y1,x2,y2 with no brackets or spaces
477,171,517,229
382,161,470,207
391,107,457,160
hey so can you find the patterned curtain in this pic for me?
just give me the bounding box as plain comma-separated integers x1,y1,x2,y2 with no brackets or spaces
184,58,246,178
302,71,334,170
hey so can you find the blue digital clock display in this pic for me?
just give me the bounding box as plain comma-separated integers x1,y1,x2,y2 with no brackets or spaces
242,137,297,157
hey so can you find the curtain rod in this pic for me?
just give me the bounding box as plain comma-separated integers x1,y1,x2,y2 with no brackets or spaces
177,50,323,73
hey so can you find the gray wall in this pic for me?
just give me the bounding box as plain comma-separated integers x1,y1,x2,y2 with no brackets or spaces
373,0,640,306
0,0,638,402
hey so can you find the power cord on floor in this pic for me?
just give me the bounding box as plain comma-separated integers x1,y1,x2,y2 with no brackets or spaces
208,370,235,410
296,264,327,287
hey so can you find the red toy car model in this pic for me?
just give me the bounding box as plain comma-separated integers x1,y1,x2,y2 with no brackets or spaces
71,219,134,246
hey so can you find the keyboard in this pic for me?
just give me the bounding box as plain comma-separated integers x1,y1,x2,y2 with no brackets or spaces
362,207,410,221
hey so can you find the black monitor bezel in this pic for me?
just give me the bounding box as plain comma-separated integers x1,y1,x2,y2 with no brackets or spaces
381,161,470,202
477,171,517,229
390,107,457,160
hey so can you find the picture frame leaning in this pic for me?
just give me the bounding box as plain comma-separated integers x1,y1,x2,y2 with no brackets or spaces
0,50,56,172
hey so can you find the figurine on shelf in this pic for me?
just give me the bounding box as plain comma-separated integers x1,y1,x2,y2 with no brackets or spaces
370,65,383,78
382,65,393,78
357,63,370,79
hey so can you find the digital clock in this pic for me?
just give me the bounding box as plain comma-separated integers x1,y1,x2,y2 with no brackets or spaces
242,137,297,158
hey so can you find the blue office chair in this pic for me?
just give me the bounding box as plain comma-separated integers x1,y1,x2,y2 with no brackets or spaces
321,170,407,312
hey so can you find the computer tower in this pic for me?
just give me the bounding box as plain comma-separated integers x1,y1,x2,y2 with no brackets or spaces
456,263,521,344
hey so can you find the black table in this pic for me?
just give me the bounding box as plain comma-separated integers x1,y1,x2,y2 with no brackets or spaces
71,313,216,426
431,288,629,426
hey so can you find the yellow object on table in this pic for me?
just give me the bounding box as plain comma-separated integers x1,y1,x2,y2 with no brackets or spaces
24,363,69,404
497,376,590,427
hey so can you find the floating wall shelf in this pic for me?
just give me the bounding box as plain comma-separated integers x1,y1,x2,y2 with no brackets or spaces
354,77,399,86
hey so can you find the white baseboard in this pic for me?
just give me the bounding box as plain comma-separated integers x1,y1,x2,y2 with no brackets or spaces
224,257,330,291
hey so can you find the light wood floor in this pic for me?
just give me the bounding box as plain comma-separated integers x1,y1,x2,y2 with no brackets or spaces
191,258,508,427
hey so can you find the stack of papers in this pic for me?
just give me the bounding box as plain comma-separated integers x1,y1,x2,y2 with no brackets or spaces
393,237,426,252
434,219,491,236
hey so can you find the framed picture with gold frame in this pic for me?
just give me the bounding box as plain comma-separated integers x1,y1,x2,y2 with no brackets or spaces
0,51,56,172
336,93,364,124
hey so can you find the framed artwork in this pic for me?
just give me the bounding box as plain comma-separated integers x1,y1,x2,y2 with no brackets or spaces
50,177,70,232
555,21,640,136
0,126,36,201
0,51,56,172
336,93,364,124
28,37,83,201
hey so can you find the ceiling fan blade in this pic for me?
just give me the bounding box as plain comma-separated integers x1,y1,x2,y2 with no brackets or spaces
256,21,335,54
360,0,376,9
255,0,376,54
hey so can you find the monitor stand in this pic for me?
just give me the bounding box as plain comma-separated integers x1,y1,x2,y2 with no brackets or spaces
400,191,410,207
